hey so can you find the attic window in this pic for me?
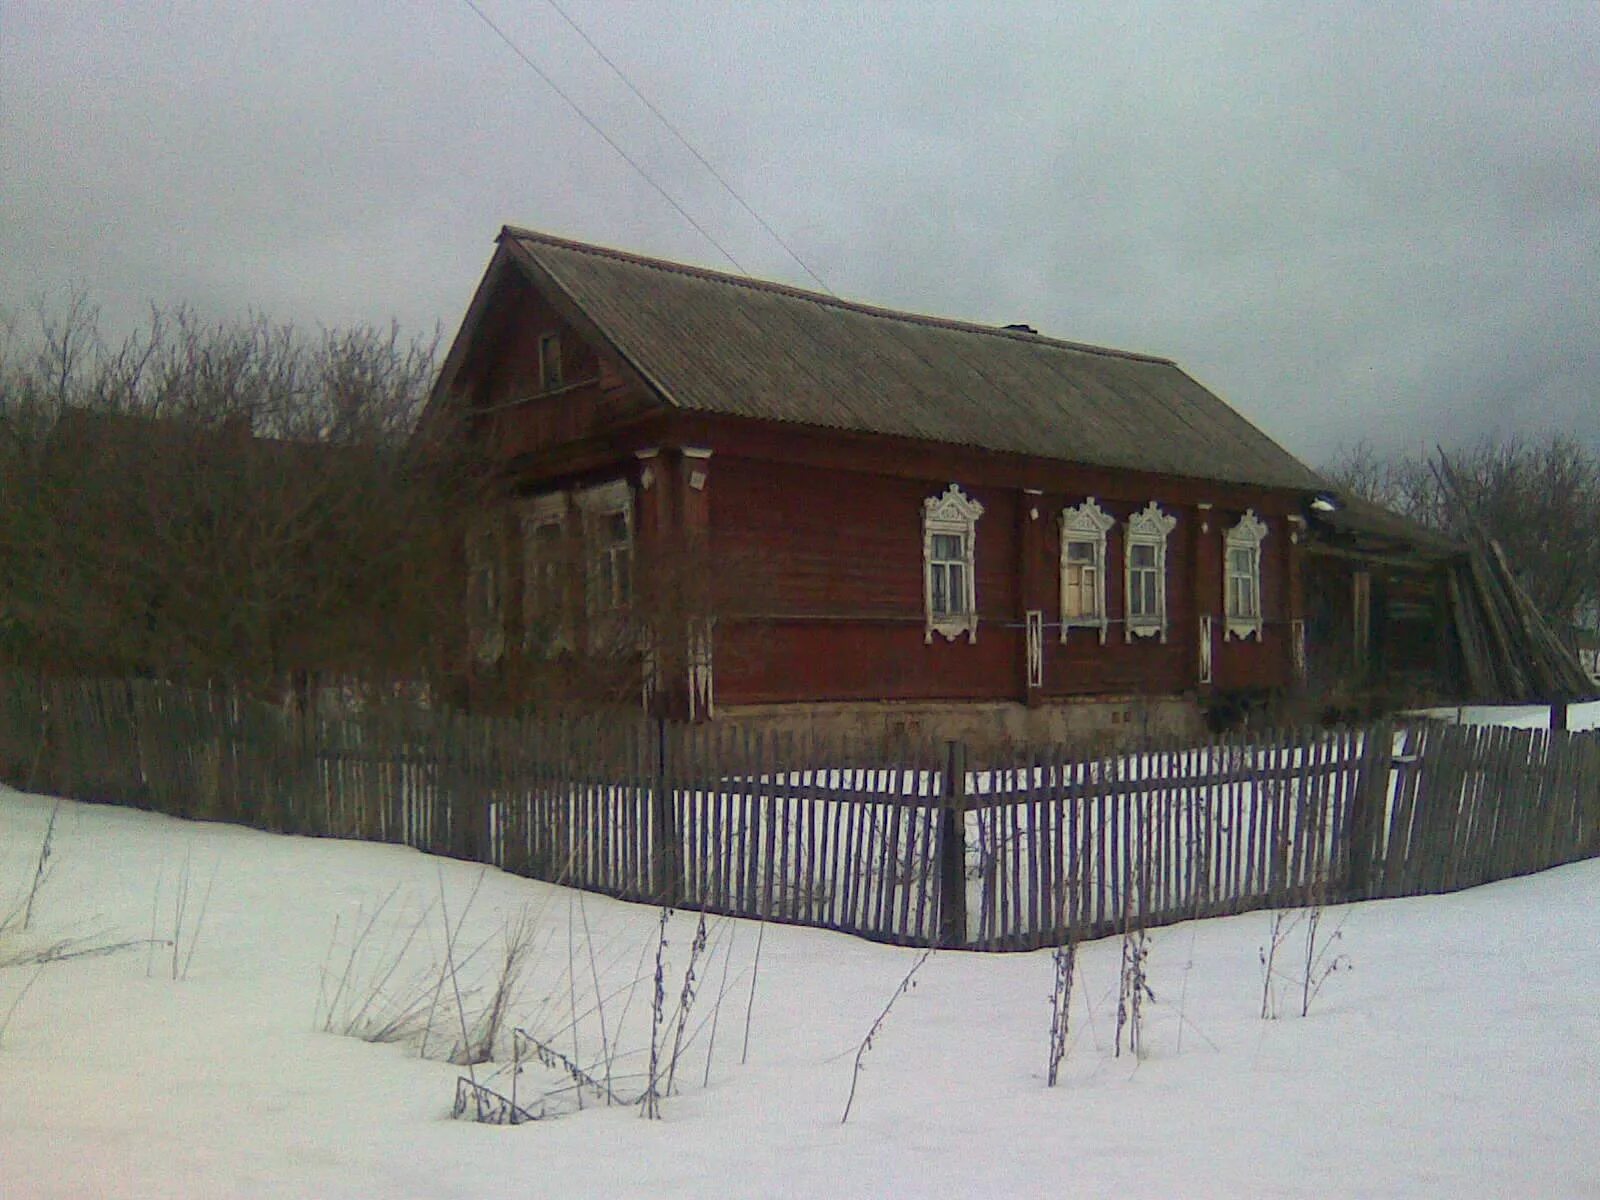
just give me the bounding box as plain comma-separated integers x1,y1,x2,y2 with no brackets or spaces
923,484,983,642
1060,497,1115,643
1125,501,1176,642
1224,510,1268,640
538,331,563,392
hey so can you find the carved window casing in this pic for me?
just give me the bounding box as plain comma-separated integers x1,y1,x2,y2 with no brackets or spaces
519,494,569,656
1224,510,1268,640
923,484,983,642
1060,497,1115,643
575,480,633,618
466,521,505,664
1125,501,1176,642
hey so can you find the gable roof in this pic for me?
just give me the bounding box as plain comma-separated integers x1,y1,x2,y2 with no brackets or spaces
447,226,1324,493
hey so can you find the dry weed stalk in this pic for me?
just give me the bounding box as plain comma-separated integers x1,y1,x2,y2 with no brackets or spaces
665,912,708,1097
1046,884,1079,1087
1259,900,1350,1020
840,945,935,1125
16,800,61,933
641,907,670,1119
1115,855,1154,1060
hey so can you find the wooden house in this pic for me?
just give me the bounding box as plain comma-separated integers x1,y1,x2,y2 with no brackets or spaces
426,227,1340,746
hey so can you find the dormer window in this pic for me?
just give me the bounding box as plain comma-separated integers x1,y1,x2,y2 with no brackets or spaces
538,331,563,392
1224,510,1268,640
1060,497,1115,643
923,484,983,642
1125,501,1176,642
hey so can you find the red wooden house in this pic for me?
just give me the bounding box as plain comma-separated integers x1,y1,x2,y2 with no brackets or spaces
425,227,1331,746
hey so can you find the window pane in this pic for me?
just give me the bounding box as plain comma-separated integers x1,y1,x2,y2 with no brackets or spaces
1130,570,1159,618
539,333,562,391
1132,543,1156,569
948,564,965,613
1066,540,1094,563
931,563,949,615
1065,562,1100,619
1228,546,1253,574
932,532,963,562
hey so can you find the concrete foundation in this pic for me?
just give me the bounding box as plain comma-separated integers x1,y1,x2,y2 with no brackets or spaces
715,694,1204,757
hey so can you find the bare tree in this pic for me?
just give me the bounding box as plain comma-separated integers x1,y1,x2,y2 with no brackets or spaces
0,297,478,693
1324,434,1600,633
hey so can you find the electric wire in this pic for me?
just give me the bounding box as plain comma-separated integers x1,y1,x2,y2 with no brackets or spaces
541,0,835,296
459,0,748,275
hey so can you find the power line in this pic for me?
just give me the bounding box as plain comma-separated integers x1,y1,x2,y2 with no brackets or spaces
459,0,748,275
542,0,835,296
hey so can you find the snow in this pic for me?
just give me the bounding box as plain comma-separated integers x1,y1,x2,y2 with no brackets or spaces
1410,699,1600,730
3,786,1598,1199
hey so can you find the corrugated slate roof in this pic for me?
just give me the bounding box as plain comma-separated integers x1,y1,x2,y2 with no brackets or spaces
500,227,1324,492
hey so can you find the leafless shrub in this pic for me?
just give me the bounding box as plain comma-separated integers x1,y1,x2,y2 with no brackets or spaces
0,295,469,690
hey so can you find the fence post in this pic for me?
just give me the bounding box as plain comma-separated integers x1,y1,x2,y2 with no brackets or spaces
1344,721,1393,899
937,740,968,949
650,716,681,906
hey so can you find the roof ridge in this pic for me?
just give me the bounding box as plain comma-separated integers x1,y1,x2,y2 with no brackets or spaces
499,225,1175,366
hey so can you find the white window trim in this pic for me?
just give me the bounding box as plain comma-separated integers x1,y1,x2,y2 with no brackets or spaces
574,479,633,618
1224,509,1268,641
1125,500,1176,643
1060,497,1115,644
923,483,983,643
519,493,570,656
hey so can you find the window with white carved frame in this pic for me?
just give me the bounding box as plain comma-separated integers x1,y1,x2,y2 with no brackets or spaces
519,494,569,654
576,480,633,617
1125,501,1176,641
923,484,983,642
1224,510,1268,640
1060,497,1115,642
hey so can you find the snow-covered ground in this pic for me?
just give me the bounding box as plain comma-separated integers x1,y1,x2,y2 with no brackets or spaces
2,786,1598,1199
1411,698,1600,730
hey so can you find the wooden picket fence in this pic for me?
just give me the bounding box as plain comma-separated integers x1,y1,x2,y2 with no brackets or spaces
2,674,1597,951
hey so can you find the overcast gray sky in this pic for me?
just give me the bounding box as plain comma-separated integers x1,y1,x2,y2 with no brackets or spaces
3,2,1596,465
